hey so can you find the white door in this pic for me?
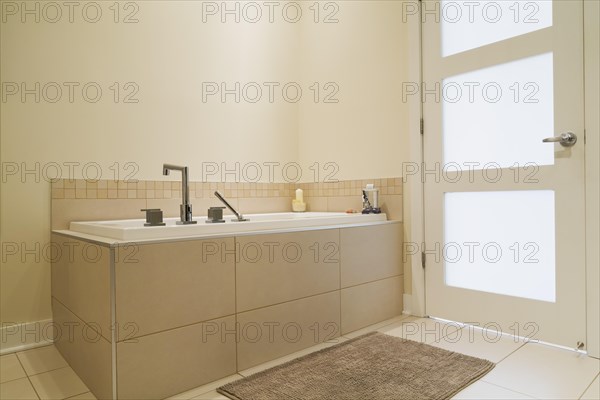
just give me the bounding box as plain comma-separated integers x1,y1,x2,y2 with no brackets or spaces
423,0,586,348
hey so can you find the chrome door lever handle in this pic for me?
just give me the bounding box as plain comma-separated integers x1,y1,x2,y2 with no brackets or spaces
543,132,577,147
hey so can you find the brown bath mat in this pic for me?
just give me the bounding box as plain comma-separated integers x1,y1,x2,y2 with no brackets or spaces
218,332,494,400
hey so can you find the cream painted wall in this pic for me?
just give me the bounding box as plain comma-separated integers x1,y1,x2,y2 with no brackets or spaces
1,1,301,326
1,1,411,326
296,0,411,294
1,3,300,180
297,1,410,180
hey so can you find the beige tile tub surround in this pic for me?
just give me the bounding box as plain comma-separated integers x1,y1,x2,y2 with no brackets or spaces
236,230,340,312
236,291,341,371
338,223,404,335
51,234,111,341
340,223,403,287
117,315,237,400
115,238,235,341
50,177,403,228
341,276,404,335
51,196,403,399
115,238,236,340
52,298,112,400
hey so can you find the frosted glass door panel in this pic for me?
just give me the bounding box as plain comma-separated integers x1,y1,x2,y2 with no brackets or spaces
444,190,556,302
441,0,553,57
443,52,554,169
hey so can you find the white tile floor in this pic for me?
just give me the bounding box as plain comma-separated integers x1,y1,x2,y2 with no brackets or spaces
1,315,598,400
0,347,94,400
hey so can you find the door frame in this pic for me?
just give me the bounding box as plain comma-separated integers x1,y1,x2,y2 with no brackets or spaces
404,0,599,358
583,0,599,358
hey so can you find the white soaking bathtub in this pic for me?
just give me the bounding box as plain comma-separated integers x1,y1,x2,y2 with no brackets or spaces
69,212,388,240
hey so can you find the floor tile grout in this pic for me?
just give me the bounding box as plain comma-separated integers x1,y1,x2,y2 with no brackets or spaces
64,389,92,399
13,348,91,400
577,372,600,400
340,314,414,339
477,379,540,399
0,354,27,384
14,352,41,400
0,376,26,385
493,340,527,365
20,362,72,379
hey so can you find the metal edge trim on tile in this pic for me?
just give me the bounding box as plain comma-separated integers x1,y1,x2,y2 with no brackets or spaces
110,249,117,400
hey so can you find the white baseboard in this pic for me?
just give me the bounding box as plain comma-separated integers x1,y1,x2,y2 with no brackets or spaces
1,319,54,355
402,294,412,316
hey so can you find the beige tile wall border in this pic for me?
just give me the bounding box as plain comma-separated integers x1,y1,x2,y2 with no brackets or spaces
51,178,403,200
51,178,403,229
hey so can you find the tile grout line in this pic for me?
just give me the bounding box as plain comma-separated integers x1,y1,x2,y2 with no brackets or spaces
234,236,239,374
16,351,93,389
63,387,92,400
237,289,341,315
0,353,31,384
430,318,533,360
0,375,29,385
492,339,528,365
63,389,90,400
236,339,348,378
577,371,600,400
51,296,111,345
229,273,406,321
169,374,244,400
476,380,540,399
236,315,420,380
238,315,412,378
341,315,415,340
14,351,41,400
237,314,411,379
114,312,238,342
338,228,342,336
341,273,405,291
111,248,118,400
18,364,73,379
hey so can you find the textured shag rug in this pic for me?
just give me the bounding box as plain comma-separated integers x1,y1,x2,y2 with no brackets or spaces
218,331,495,400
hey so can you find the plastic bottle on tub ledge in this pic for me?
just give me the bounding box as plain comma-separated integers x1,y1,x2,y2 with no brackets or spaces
292,188,306,212
362,184,381,214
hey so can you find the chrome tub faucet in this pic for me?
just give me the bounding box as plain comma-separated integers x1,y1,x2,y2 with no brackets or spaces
162,164,197,225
